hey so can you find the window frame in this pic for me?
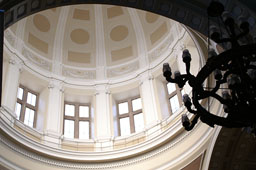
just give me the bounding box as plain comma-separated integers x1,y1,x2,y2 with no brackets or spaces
63,101,91,139
16,85,39,128
117,96,143,136
165,82,183,114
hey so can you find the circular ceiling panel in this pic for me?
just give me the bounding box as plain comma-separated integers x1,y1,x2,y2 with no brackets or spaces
33,14,50,32
110,25,129,42
70,28,90,44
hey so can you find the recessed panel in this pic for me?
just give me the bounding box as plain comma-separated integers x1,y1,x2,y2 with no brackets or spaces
107,6,124,19
68,51,91,64
73,9,90,21
150,22,168,45
28,33,49,54
111,46,133,62
145,12,159,23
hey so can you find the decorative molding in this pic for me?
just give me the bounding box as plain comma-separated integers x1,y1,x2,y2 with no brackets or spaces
179,42,186,51
0,99,218,163
0,115,214,169
22,47,52,71
105,90,111,95
48,79,63,90
107,61,139,78
62,67,96,79
4,29,15,46
8,57,24,72
8,58,16,65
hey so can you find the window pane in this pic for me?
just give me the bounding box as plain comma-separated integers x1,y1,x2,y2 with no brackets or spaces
167,83,176,94
79,106,89,118
24,107,35,127
120,117,130,136
64,119,74,138
134,113,144,132
17,87,23,100
15,102,21,119
79,121,89,139
132,98,142,111
118,102,128,115
27,92,36,106
65,104,75,116
170,95,180,113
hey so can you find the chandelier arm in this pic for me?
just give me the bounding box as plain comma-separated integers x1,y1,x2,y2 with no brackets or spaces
185,104,197,114
219,63,230,71
195,89,228,105
165,77,175,83
222,71,231,82
210,93,229,105
183,115,200,131
194,79,221,100
209,80,222,94
193,97,249,128
185,62,191,75
196,44,256,85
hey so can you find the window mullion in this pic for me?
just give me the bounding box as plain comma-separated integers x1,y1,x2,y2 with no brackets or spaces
133,109,142,115
89,106,91,139
118,113,129,118
128,100,135,133
20,88,28,122
74,104,79,139
177,89,183,107
117,115,121,136
169,91,177,98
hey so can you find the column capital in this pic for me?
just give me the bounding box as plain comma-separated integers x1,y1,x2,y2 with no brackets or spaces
9,57,24,73
48,79,64,91
139,71,154,86
179,42,186,51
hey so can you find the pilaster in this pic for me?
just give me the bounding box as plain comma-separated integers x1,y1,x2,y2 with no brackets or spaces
139,72,159,126
44,79,64,147
94,85,112,139
2,57,23,114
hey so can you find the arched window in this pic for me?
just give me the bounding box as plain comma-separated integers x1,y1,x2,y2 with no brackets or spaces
15,85,38,128
63,102,91,139
117,97,144,136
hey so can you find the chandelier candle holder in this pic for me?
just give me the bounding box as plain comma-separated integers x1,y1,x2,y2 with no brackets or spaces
163,1,256,134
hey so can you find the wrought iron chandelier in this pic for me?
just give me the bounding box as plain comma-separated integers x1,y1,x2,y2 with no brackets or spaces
163,1,256,134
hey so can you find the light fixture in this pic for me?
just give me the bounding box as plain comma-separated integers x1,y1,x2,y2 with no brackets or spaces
163,1,256,135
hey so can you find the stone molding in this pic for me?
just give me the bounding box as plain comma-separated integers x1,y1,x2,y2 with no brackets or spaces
0,116,213,169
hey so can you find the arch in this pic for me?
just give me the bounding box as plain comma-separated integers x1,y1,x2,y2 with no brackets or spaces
1,0,254,37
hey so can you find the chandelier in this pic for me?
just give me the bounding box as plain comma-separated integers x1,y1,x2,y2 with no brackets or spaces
163,1,256,134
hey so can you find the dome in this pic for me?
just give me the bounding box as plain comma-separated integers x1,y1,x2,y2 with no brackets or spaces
6,4,185,82
1,3,215,170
